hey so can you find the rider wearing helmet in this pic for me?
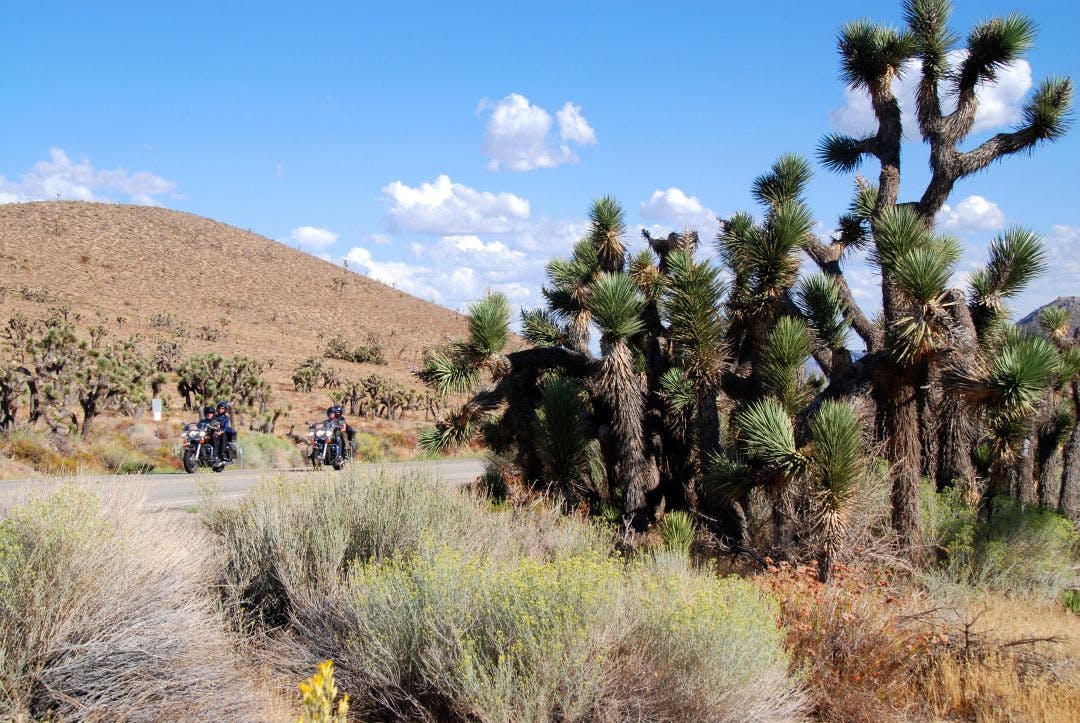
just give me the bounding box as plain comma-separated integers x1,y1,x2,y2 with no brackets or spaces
214,401,234,461
197,405,226,461
325,405,346,462
336,404,356,458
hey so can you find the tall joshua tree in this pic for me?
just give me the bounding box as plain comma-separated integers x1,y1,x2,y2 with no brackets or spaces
806,0,1072,558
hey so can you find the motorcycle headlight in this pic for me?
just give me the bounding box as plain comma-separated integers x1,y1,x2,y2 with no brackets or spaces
316,430,326,437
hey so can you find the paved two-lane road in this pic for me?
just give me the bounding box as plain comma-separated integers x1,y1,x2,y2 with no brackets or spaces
0,458,485,510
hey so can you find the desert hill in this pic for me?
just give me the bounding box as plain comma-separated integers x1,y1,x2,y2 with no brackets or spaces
1018,296,1080,337
0,201,469,420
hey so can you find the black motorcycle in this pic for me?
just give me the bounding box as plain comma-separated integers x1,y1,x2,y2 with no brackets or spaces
179,422,235,473
307,421,349,471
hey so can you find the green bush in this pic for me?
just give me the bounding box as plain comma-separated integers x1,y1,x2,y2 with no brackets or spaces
203,472,807,720
658,510,695,555
922,484,1080,598
236,431,303,469
351,431,388,462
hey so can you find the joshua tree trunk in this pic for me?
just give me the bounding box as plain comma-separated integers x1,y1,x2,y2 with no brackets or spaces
937,394,975,494
1061,382,1080,519
601,342,659,521
1037,437,1062,510
1017,435,1038,504
881,361,924,560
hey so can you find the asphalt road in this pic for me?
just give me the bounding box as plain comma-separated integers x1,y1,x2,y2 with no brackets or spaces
0,458,485,510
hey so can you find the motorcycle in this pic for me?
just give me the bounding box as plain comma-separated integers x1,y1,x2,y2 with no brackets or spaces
179,422,234,474
307,421,348,471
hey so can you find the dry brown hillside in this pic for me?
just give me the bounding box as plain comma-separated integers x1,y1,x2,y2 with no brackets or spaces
0,201,470,422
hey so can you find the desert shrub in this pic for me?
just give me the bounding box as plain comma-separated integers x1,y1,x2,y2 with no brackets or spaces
204,473,807,721
0,486,268,720
1064,588,1080,614
351,431,388,461
923,485,1080,598
202,472,612,628
299,661,349,723
758,562,940,722
0,430,98,474
236,431,304,469
323,334,386,365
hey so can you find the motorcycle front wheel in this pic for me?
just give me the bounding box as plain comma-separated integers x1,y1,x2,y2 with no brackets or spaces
182,448,197,474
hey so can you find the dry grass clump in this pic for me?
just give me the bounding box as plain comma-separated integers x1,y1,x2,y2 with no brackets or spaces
759,562,940,722
204,472,809,721
919,594,1080,722
0,484,275,720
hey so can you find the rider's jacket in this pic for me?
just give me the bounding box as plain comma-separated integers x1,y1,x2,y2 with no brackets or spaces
214,412,233,434
196,417,220,431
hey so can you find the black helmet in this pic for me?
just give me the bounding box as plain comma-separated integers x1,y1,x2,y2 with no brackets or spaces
334,405,344,415
202,405,215,416
216,400,229,410
326,406,337,416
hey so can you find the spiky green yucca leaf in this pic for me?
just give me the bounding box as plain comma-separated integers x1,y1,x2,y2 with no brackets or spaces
818,133,867,173
419,345,481,397
535,376,594,493
989,333,1059,414
871,204,927,271
1023,76,1073,142
1057,347,1080,385
982,228,1047,302
589,196,627,272
665,255,727,382
520,308,566,348
742,202,813,299
796,274,850,350
658,511,696,555
419,410,481,454
904,0,958,80
467,293,511,357
808,401,864,511
586,272,644,342
959,13,1035,88
761,316,813,412
751,154,813,207
1038,307,1071,339
838,19,915,89
893,246,954,306
628,249,665,299
659,367,695,413
735,398,807,479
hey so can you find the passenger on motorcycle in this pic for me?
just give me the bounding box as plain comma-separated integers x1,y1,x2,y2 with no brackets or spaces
336,405,356,457
214,401,235,461
197,405,226,461
325,405,347,462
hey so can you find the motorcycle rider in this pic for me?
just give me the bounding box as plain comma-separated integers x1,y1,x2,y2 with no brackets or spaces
214,401,235,461
336,405,356,459
325,405,346,462
196,405,225,461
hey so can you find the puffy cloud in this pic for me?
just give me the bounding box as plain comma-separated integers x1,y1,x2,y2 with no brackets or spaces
290,225,339,249
829,56,1032,139
640,187,718,233
382,174,529,234
480,93,596,172
556,102,597,145
936,195,1006,232
0,147,178,205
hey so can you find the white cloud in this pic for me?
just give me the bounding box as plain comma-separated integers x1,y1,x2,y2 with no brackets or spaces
290,225,339,249
480,93,596,172
829,55,1032,139
640,187,718,233
0,147,178,205
556,102,597,145
936,195,1006,232
382,174,530,234
366,233,392,246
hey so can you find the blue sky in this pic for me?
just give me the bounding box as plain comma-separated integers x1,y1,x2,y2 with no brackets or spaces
4,0,1079,320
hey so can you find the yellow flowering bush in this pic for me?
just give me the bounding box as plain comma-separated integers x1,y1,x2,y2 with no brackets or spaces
298,660,349,723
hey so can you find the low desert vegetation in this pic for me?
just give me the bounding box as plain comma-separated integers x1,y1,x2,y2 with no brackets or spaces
0,485,276,720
